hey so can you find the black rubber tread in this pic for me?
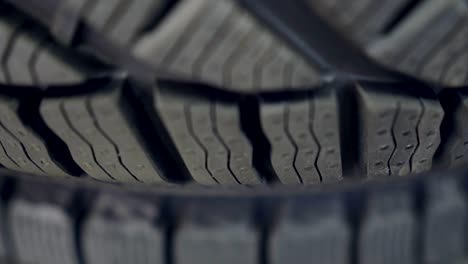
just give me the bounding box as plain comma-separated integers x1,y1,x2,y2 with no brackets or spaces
270,198,350,264
0,0,461,186
40,85,168,184
358,189,415,264
89,89,166,184
63,96,139,183
0,8,100,87
8,181,81,264
438,90,468,168
0,96,70,177
0,167,467,264
423,178,467,264
260,89,342,184
411,99,444,174
33,42,88,86
154,88,261,185
133,0,321,92
357,85,444,178
3,1,468,263
370,0,468,87
83,194,164,264
0,12,24,84
306,0,411,43
0,178,10,260
72,0,168,47
175,200,258,264
40,98,114,182
4,24,42,85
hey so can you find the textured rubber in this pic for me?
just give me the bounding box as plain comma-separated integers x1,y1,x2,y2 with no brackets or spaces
370,0,468,87
2,0,468,263
133,0,321,92
307,0,411,43
0,168,466,264
0,12,95,86
0,0,465,186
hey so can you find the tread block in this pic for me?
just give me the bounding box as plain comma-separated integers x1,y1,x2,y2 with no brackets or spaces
156,87,260,185
261,91,342,184
287,100,321,184
8,182,80,264
397,3,464,74
388,97,422,176
261,102,300,184
411,99,443,173
189,101,237,185
33,43,86,86
358,86,398,177
423,178,467,264
155,91,216,185
63,97,137,182
313,90,343,181
259,46,294,91
106,0,166,46
308,0,410,43
440,92,468,167
270,198,350,264
168,0,234,78
215,102,261,184
229,30,274,90
80,0,168,46
370,0,468,86
83,194,165,264
420,24,468,83
0,13,23,83
175,199,257,264
198,6,255,89
40,99,113,182
133,0,321,92
0,111,44,175
5,28,40,85
134,0,208,68
0,97,69,177
359,190,416,264
89,88,166,183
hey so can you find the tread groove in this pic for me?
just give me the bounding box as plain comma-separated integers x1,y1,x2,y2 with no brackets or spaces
185,103,218,184
58,100,115,181
0,121,45,174
210,102,241,185
0,139,21,170
0,20,24,84
309,99,323,182
284,105,303,184
408,99,425,174
388,102,401,175
84,96,140,182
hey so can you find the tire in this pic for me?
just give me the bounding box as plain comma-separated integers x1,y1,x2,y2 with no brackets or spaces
0,0,467,263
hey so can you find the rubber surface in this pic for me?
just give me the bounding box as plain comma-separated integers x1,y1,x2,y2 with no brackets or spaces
0,0,466,186
2,0,468,263
0,167,466,264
